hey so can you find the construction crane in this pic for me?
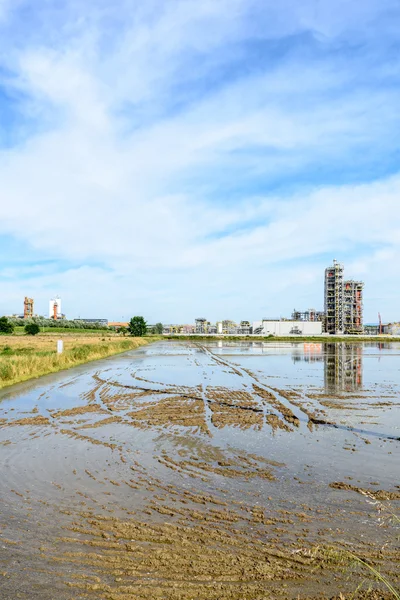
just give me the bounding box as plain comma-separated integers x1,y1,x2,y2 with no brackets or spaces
378,313,382,335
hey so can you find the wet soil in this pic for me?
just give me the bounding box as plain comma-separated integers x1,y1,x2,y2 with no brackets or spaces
0,341,399,599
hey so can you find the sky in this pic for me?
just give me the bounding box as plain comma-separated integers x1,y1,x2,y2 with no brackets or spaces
0,0,399,323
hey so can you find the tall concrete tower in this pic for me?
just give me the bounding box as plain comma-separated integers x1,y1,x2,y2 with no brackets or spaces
24,297,34,319
324,260,344,334
49,297,62,320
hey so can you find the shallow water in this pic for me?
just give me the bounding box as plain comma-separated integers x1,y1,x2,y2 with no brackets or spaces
0,340,399,599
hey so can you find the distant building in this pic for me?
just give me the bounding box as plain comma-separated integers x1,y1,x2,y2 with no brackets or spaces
292,308,324,322
324,260,344,334
181,324,195,334
252,320,322,336
343,280,364,334
195,318,207,334
383,323,400,336
324,260,364,334
24,297,34,319
238,321,252,335
163,324,195,334
364,324,379,336
49,297,62,320
222,320,237,334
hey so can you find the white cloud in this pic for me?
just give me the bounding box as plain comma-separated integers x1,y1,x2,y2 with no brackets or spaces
0,0,399,322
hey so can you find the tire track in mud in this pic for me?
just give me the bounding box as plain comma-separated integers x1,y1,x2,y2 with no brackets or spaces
88,348,314,435
61,347,400,442
196,344,308,433
196,344,400,442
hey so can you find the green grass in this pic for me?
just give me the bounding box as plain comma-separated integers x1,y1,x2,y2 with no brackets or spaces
13,326,113,335
0,336,160,389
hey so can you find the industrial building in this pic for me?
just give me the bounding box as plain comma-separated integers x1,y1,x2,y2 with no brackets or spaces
324,260,364,334
238,321,252,335
24,297,34,319
75,318,108,326
252,320,322,336
164,324,195,334
324,260,344,334
195,318,208,334
292,308,324,322
49,297,62,320
221,320,238,334
164,260,368,337
364,324,380,336
343,280,364,334
383,323,400,336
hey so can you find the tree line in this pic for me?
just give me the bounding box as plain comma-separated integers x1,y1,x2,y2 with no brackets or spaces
0,315,163,337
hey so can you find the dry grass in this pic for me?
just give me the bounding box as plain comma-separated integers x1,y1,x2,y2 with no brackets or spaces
0,334,155,389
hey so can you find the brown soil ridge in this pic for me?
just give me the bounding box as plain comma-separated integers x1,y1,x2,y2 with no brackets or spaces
52,404,109,418
329,482,400,501
253,384,300,427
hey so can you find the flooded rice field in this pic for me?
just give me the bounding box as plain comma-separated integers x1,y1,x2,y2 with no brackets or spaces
0,340,399,599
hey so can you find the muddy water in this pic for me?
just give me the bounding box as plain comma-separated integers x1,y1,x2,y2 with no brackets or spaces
0,341,399,599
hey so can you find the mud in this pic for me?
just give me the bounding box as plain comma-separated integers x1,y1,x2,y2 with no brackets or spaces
329,482,400,501
0,340,399,599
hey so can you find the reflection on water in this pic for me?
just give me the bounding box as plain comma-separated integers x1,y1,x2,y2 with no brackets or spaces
215,341,366,393
324,344,362,392
293,343,362,391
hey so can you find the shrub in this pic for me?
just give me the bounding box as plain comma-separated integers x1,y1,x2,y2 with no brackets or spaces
0,317,14,334
25,323,40,336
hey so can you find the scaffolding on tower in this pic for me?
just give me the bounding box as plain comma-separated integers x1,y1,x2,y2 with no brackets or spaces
24,297,34,319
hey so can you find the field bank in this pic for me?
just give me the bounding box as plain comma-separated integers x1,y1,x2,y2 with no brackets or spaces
0,334,156,389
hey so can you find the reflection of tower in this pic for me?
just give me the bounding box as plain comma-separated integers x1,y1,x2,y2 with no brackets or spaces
49,297,62,320
324,343,363,392
292,343,324,363
24,297,34,319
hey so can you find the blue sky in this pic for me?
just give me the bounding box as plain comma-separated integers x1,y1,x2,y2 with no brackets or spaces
0,0,399,323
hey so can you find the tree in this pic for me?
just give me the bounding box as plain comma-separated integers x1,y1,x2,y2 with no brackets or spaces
154,322,163,334
0,317,14,334
128,316,147,337
118,326,128,336
25,322,40,336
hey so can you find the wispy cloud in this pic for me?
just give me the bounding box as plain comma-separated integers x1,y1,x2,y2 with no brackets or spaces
0,0,399,322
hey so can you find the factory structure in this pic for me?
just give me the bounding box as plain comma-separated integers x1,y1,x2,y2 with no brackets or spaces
323,260,364,335
9,295,108,326
49,296,63,320
7,259,399,337
24,297,34,319
164,259,369,337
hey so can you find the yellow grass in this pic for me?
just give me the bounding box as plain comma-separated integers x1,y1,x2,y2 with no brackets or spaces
0,334,157,389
